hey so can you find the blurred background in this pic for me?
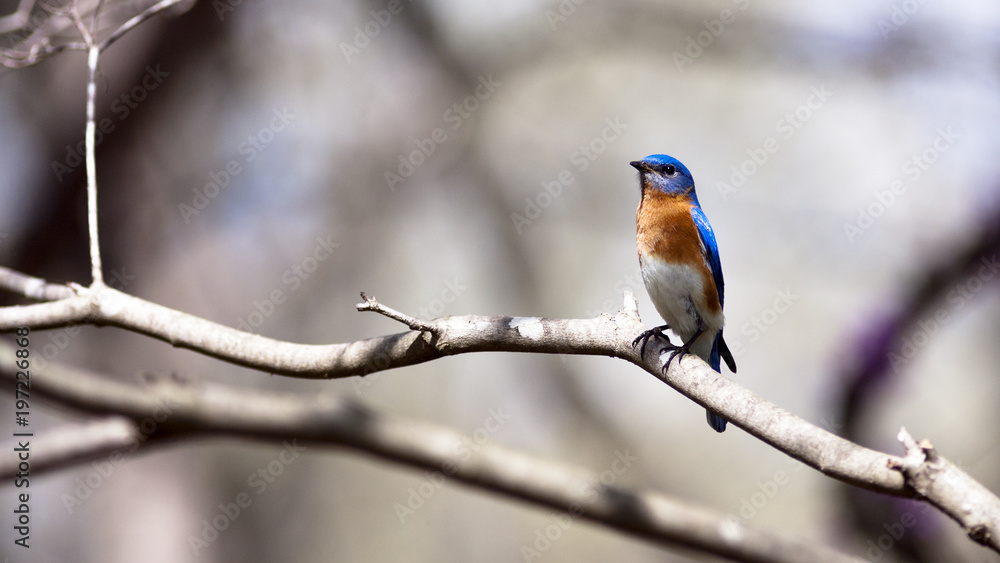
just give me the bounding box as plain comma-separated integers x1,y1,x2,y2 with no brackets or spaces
1,0,1000,561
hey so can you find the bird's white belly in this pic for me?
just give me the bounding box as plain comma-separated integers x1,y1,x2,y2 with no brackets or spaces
640,256,723,360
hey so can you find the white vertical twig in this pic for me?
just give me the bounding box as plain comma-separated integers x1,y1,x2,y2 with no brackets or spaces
84,43,103,286
69,1,104,287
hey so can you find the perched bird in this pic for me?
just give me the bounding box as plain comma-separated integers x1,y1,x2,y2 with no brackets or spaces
631,154,737,432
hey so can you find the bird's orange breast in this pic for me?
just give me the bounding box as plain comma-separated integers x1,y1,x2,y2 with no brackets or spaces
636,190,721,314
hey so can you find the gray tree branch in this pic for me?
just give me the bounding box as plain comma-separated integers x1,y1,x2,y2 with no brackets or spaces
0,343,860,563
9,416,143,475
1,267,999,553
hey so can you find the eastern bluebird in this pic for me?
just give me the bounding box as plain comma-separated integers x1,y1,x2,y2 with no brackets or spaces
630,154,737,432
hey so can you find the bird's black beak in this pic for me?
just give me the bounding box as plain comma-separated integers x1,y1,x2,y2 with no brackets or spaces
629,161,648,172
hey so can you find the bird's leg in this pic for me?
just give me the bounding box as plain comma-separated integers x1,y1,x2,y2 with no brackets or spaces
662,323,704,374
632,324,673,358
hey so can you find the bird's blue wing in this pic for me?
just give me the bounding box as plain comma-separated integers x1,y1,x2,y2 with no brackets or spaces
690,206,724,307
691,205,737,376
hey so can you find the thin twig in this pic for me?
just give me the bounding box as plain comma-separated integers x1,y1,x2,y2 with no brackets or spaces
91,0,107,38
84,44,102,285
96,0,186,52
0,267,74,301
0,41,87,68
0,0,39,35
67,1,103,285
68,0,94,46
356,291,437,333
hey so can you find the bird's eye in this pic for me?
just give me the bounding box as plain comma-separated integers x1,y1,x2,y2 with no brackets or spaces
663,165,676,175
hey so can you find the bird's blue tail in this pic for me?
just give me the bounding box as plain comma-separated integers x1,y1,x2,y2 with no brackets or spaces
706,412,727,432
706,337,727,432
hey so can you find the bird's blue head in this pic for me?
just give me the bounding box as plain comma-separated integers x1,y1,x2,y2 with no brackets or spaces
630,154,697,200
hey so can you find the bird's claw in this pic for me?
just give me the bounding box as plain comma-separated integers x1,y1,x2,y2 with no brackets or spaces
660,326,704,374
632,324,672,359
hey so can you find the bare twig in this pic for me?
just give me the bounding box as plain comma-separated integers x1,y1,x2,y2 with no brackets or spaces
90,0,107,38
0,268,74,301
0,0,40,35
95,0,187,52
66,0,105,286
0,40,84,68
84,43,102,285
890,428,1000,548
357,291,437,333
5,416,144,475
68,1,95,46
0,345,861,563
